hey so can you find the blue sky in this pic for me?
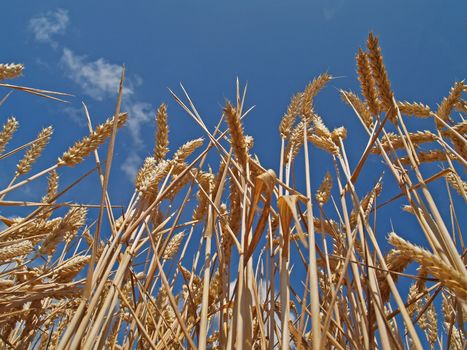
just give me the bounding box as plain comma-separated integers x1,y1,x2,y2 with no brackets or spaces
1,1,466,346
1,1,465,229
2,0,464,226
0,0,464,241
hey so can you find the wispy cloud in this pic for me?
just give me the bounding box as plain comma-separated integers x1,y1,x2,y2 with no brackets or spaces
60,48,134,101
59,48,154,181
62,105,87,127
28,9,69,47
29,9,151,182
60,47,153,142
120,152,142,181
125,101,153,146
119,101,154,180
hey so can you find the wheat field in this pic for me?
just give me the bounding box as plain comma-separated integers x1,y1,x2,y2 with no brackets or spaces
0,33,465,349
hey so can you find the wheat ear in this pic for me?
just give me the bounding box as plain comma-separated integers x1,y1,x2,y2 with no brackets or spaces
316,171,332,206
388,232,467,301
397,101,431,117
356,49,380,116
0,63,24,80
174,138,204,163
0,117,19,154
341,90,373,128
436,81,464,129
367,33,396,121
279,93,302,139
224,101,247,170
16,126,53,175
58,113,127,167
154,103,169,161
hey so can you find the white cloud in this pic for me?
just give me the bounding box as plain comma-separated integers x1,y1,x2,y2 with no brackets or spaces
120,152,141,181
62,105,87,127
59,48,154,182
124,101,154,146
28,10,153,183
28,9,69,47
60,48,134,101
119,101,154,181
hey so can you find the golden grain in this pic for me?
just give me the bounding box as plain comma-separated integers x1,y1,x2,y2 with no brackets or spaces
301,73,332,118
54,255,90,282
40,207,87,255
135,157,171,193
307,134,339,155
41,169,59,209
0,63,24,80
389,232,467,301
399,149,451,165
285,120,308,162
397,101,432,117
378,249,412,302
173,138,204,163
58,112,127,167
0,240,34,262
372,131,437,153
162,231,185,260
451,119,467,134
192,172,214,221
16,126,53,175
154,103,169,161
316,171,332,206
279,93,302,138
356,49,380,116
445,172,467,200
367,33,396,121
224,101,248,170
436,81,464,129
0,117,19,154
